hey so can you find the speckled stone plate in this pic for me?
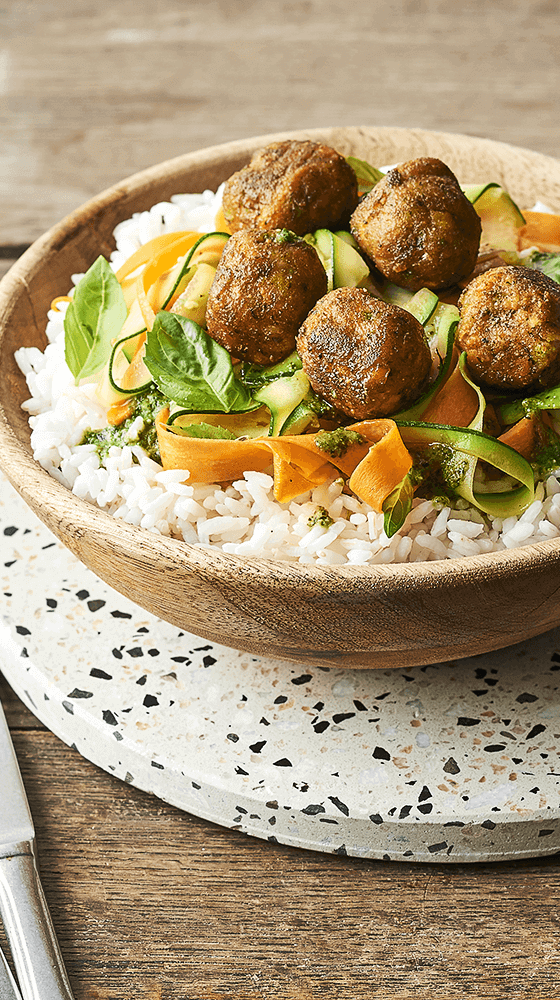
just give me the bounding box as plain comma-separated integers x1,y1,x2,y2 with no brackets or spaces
1,473,559,863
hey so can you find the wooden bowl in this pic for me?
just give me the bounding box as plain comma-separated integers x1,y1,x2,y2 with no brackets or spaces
2,126,560,670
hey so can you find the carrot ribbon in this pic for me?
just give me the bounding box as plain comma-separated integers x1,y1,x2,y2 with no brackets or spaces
155,409,412,509
518,211,560,253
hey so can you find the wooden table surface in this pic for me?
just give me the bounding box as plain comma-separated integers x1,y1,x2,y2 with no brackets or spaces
2,1,560,996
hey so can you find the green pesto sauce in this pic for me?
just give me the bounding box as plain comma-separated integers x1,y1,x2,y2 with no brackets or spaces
307,506,334,529
304,387,339,419
410,443,469,502
315,427,366,458
533,435,560,477
523,397,541,418
81,389,166,464
259,228,300,244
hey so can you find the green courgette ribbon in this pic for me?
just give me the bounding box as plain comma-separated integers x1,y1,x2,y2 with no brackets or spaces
387,296,535,526
395,421,535,518
395,303,459,421
497,383,560,426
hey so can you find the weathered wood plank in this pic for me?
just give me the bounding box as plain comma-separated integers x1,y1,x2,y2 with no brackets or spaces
3,727,560,999
1,0,559,243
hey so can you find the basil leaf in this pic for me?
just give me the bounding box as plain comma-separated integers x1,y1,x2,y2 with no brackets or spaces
64,256,127,383
527,250,560,284
382,473,414,538
145,311,259,413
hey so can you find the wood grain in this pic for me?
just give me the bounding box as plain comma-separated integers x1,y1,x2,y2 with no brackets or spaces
2,670,560,1000
0,260,17,280
1,0,559,245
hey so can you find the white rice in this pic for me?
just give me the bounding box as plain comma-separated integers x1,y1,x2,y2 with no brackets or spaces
14,186,560,564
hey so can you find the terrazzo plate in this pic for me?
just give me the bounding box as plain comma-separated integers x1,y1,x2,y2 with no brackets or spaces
1,472,560,864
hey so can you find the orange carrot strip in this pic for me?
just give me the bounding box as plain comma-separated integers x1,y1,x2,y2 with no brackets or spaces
261,438,337,479
120,233,201,330
498,415,538,460
259,439,333,502
214,206,232,234
422,361,479,427
115,232,198,283
50,295,72,312
136,273,157,331
140,245,189,299
518,211,560,253
155,409,271,481
269,452,331,503
156,409,412,509
347,420,412,510
136,236,204,328
107,398,135,426
260,430,372,479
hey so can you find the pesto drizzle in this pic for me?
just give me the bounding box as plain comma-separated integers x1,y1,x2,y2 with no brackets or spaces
307,506,335,529
81,389,166,464
315,427,366,458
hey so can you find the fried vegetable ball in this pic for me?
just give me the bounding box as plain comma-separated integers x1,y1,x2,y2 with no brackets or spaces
221,140,359,236
350,157,481,292
456,265,560,391
296,287,431,419
205,228,328,365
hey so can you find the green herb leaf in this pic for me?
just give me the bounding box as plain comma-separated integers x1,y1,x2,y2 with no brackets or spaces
346,156,384,193
64,256,127,383
527,250,560,284
144,311,259,413
382,474,415,537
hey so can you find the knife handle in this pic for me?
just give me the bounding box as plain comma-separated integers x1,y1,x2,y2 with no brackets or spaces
0,849,74,1000
0,945,22,1000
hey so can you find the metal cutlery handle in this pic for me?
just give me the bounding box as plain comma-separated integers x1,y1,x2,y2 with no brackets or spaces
0,849,73,1000
0,946,22,1000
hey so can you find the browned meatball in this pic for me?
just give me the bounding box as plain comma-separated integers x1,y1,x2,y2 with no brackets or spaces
296,287,431,419
456,265,560,391
222,140,359,236
205,229,327,365
350,157,481,292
